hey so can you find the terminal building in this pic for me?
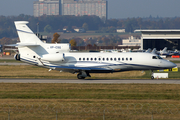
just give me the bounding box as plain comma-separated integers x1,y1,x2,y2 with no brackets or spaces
33,0,108,19
135,30,180,50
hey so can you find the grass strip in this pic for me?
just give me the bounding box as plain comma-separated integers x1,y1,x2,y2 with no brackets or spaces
0,59,22,63
0,65,179,79
0,83,179,100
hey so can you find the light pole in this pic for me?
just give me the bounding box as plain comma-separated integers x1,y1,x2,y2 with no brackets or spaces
37,22,39,37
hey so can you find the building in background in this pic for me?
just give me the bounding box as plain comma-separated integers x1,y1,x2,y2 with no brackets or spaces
121,36,141,46
117,29,125,33
34,0,107,19
62,0,107,19
34,0,60,17
135,30,180,50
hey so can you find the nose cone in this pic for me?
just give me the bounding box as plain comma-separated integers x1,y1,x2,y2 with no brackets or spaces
166,61,177,68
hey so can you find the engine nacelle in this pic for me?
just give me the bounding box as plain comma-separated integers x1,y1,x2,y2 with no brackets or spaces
14,54,20,61
41,53,65,62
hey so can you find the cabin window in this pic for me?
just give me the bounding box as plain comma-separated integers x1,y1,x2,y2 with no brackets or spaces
114,58,116,61
87,58,89,61
83,58,85,61
79,58,81,61
94,58,97,61
126,58,128,61
122,58,124,61
110,58,113,61
107,58,109,61
130,58,132,61
103,58,105,61
118,58,120,61
91,58,93,61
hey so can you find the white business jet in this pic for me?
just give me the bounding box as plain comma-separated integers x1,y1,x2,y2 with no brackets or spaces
8,21,177,79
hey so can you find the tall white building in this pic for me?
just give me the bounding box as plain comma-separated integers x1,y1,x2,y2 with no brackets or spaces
34,0,107,19
34,0,60,17
62,0,107,19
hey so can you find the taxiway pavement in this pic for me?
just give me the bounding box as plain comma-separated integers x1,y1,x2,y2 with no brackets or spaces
0,79,180,84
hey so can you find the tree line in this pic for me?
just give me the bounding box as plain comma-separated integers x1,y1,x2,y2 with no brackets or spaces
1,14,180,39
51,32,122,46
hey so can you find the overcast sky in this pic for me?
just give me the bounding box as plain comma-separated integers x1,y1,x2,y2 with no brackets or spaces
0,0,180,19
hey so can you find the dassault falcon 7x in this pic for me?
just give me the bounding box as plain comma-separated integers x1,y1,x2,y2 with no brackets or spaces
8,21,177,79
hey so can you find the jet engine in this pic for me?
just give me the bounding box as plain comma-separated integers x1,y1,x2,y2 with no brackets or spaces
41,53,65,62
14,54,20,61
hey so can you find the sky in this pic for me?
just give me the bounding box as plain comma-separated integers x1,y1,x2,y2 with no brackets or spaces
0,0,180,19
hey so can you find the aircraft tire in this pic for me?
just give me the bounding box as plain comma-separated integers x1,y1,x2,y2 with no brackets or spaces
77,74,85,79
151,76,154,80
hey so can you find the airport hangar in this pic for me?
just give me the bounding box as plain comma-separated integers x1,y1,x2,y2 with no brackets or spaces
135,30,180,50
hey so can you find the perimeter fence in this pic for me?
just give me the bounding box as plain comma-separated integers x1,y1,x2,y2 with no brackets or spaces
0,103,180,120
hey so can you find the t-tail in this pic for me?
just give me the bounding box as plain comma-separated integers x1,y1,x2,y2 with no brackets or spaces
9,21,70,65
15,21,44,45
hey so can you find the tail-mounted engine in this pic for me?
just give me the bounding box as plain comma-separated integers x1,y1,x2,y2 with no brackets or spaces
41,53,65,62
14,54,20,61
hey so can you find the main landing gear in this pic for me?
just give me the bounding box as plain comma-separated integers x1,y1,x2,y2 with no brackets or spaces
77,71,91,79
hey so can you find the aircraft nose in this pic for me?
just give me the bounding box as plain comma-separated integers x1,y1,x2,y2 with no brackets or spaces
167,61,177,68
171,62,177,68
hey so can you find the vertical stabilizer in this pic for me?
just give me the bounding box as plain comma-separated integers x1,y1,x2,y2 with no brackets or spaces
14,21,43,44
151,48,157,54
160,47,167,54
162,47,167,53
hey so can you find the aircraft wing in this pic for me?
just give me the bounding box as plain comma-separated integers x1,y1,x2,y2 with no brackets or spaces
51,65,113,73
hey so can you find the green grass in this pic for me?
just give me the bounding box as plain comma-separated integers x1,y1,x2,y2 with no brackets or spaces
0,65,178,119
0,83,179,101
0,59,22,63
0,83,179,120
0,65,179,79
0,60,179,119
170,60,180,63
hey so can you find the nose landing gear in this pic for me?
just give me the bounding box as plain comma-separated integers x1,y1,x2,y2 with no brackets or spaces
151,70,154,80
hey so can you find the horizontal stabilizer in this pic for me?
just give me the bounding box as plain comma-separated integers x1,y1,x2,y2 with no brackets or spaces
5,43,40,47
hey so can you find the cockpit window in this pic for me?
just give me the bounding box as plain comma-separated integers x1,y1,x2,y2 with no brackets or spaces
152,56,158,59
152,56,163,59
157,56,163,59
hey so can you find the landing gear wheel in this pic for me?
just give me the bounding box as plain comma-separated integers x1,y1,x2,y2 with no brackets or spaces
77,74,85,79
151,70,154,80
